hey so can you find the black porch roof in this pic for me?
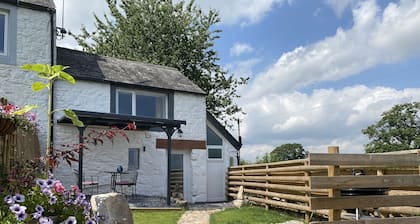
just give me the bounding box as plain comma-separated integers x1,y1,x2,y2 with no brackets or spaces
57,110,186,131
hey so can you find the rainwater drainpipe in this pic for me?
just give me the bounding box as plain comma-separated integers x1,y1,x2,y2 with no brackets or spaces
49,6,56,168
237,119,242,165
77,127,85,191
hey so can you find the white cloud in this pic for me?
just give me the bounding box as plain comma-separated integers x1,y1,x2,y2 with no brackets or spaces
196,0,291,26
230,43,254,56
246,0,420,99
225,58,261,79
324,0,355,17
239,85,420,161
54,0,291,50
54,0,112,49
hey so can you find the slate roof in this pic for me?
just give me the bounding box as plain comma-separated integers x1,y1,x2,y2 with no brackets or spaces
57,47,205,95
19,0,55,10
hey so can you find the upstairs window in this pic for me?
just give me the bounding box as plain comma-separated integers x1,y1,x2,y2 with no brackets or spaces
0,3,16,65
0,11,7,56
116,89,167,119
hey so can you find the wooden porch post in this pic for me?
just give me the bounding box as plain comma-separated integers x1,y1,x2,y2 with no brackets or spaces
328,146,340,221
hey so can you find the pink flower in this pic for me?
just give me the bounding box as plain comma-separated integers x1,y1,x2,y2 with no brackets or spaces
71,185,80,193
53,182,65,194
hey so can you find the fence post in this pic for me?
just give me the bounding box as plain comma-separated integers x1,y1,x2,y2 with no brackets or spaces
304,160,311,223
265,164,269,210
328,146,341,221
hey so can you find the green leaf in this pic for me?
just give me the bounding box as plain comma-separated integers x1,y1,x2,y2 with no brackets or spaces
21,64,49,79
52,65,69,72
63,109,84,127
12,104,38,115
58,71,76,84
21,64,46,73
32,82,47,92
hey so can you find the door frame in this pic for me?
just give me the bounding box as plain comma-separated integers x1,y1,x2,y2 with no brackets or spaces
171,149,192,202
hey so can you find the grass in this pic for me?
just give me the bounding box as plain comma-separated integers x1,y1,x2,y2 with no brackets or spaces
210,206,299,224
132,210,185,224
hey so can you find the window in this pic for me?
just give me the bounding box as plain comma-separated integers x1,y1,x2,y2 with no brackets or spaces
207,126,222,145
208,147,222,159
128,148,140,170
0,11,7,56
207,126,223,159
0,3,16,64
116,89,167,118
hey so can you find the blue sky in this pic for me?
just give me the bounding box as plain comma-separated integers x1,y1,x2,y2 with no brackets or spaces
55,0,420,161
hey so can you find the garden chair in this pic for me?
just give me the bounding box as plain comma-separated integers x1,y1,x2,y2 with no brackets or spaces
115,170,138,197
73,169,99,195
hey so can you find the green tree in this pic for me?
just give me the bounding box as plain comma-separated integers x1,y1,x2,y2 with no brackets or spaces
256,153,271,164
270,143,306,162
362,102,420,153
71,0,248,124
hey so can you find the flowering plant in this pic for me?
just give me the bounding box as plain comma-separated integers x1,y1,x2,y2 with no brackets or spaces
0,101,38,132
2,176,97,223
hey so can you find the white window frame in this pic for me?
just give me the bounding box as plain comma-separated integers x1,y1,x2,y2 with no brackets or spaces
116,89,168,118
0,10,8,56
207,145,223,160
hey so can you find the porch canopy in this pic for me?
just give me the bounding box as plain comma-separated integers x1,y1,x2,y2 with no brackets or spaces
57,110,186,205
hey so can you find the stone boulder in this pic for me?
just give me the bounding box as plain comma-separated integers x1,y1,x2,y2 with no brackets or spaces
91,193,133,224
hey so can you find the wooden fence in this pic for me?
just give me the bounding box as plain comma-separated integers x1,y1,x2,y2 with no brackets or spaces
0,129,40,172
228,146,420,224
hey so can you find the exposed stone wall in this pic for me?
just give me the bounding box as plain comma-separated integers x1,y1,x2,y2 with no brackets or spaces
0,7,52,153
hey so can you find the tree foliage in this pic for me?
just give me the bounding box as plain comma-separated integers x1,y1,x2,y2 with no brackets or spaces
255,143,306,164
71,0,248,123
362,102,420,153
269,143,307,162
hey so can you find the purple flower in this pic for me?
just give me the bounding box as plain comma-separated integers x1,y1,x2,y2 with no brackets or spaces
16,211,27,221
35,204,44,213
13,194,25,203
42,187,52,196
64,216,77,224
46,178,55,187
86,218,96,224
4,195,14,204
39,217,53,224
49,195,57,205
36,179,48,189
76,193,86,203
9,204,26,214
32,211,42,219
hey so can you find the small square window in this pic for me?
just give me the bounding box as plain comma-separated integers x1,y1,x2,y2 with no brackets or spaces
208,147,222,159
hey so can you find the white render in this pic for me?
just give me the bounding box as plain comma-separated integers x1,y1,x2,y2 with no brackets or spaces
1,5,239,204
53,82,208,202
0,6,52,153
206,122,238,201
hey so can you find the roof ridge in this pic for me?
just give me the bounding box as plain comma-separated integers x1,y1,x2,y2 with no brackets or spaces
57,47,180,72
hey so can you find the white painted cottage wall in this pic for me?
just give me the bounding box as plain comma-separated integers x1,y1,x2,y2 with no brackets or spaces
173,92,207,202
0,6,52,153
53,81,207,203
207,122,239,201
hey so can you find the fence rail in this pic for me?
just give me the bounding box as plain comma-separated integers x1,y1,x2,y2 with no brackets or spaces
228,146,420,224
